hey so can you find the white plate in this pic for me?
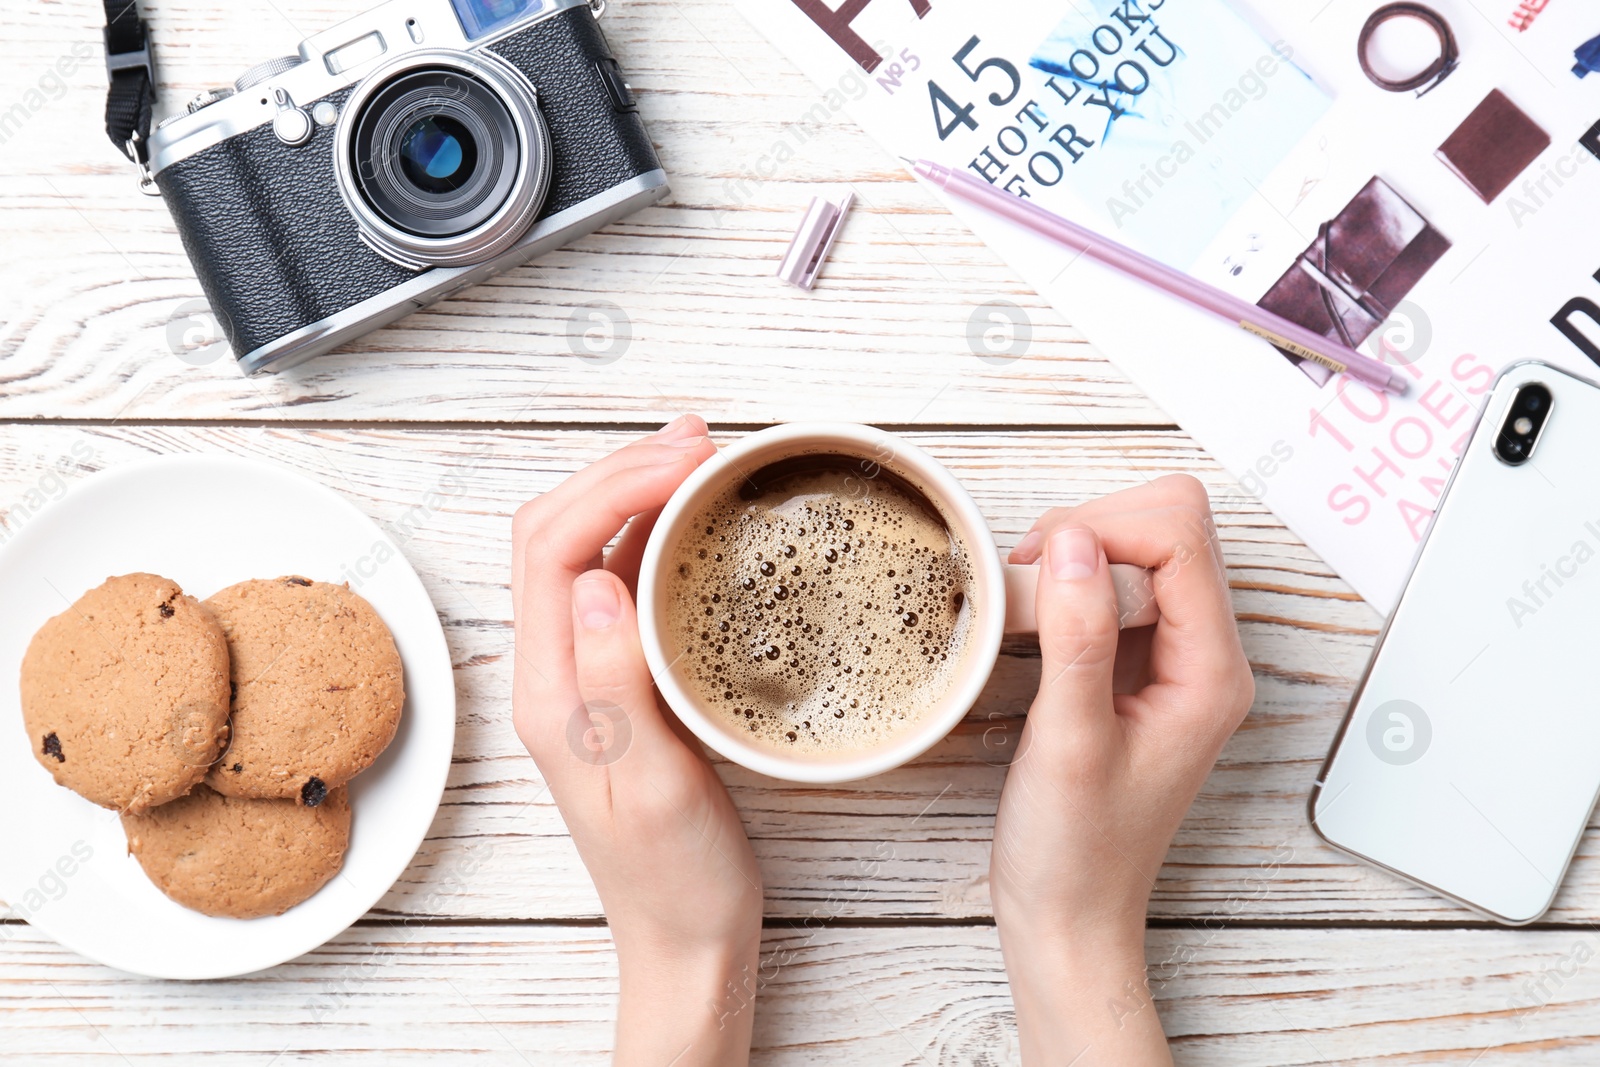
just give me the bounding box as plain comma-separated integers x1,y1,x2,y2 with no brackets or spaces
0,455,455,979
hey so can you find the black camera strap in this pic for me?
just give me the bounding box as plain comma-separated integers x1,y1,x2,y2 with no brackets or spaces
102,0,157,170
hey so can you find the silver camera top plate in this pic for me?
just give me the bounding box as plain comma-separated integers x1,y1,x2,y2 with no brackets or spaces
147,0,592,177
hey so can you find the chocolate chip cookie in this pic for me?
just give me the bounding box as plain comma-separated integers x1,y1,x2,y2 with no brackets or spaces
204,577,403,805
20,573,231,813
122,784,352,918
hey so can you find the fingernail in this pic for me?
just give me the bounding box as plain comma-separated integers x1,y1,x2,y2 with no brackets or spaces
653,414,691,438
649,435,709,463
1014,530,1043,560
573,575,621,630
1048,527,1099,581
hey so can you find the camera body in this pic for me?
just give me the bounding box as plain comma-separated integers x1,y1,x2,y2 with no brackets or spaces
148,0,666,373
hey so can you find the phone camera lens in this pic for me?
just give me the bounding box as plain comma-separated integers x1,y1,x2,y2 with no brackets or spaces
1498,383,1551,465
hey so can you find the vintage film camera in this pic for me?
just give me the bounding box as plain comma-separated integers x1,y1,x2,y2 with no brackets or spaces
147,0,665,372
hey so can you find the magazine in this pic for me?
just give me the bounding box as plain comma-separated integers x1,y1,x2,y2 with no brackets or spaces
740,0,1600,611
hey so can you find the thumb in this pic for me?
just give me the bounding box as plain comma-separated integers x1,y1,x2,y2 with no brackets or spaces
567,570,680,770
1032,525,1120,745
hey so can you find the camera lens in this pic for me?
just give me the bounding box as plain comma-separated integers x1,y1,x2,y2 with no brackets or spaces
337,50,552,268
398,115,478,194
347,63,549,243
1496,384,1553,464
350,68,514,238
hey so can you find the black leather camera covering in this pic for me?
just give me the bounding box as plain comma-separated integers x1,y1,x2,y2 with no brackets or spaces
489,16,660,214
154,6,663,362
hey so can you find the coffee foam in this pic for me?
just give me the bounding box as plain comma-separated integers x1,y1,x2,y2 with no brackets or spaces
665,460,975,756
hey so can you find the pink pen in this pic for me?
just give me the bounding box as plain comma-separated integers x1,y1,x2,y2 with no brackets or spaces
907,158,1409,397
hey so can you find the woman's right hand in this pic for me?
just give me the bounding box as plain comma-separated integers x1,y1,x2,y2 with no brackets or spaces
992,475,1255,1064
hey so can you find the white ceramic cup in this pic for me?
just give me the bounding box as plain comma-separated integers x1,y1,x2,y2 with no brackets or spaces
637,423,1157,783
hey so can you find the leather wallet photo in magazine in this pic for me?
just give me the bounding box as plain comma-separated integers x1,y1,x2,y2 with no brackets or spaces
1257,176,1452,384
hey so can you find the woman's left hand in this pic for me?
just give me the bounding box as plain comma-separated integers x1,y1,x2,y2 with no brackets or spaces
511,415,763,1066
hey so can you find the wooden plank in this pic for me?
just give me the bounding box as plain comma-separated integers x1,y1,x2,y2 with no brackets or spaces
0,0,1162,425
2,922,1599,1064
2,423,1575,926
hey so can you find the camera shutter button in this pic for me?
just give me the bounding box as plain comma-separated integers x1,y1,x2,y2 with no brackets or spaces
270,88,314,146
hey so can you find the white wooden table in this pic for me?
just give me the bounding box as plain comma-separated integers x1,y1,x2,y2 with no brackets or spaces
5,2,1600,1063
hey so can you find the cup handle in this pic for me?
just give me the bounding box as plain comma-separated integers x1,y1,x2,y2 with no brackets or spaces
1003,563,1159,633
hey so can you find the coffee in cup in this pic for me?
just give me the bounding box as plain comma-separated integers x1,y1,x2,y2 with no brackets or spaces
663,455,974,756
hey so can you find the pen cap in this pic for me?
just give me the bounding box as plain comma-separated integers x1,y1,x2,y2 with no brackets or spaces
775,193,853,290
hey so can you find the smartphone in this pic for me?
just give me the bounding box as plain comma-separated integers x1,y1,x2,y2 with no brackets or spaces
1311,360,1600,924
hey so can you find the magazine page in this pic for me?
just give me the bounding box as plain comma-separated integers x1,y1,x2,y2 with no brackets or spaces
738,0,1600,611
